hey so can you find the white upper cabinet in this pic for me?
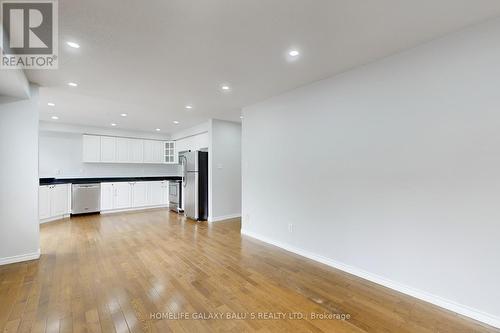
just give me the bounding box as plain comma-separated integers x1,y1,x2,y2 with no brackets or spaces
82,135,101,162
144,140,166,163
130,139,144,163
143,140,155,163
116,137,131,163
100,136,117,162
83,135,174,164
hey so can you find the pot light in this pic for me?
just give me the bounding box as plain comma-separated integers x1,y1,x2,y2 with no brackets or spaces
68,82,78,87
51,116,59,120
288,49,300,57
185,105,193,109
48,102,55,107
111,123,117,127
221,85,230,91
155,128,161,132
66,41,80,49
120,113,128,117
173,120,179,125
240,116,244,119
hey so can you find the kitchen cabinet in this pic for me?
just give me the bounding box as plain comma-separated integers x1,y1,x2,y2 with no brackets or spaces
161,181,169,204
39,184,71,223
100,181,170,213
144,140,165,163
116,137,130,163
100,183,114,210
100,136,117,162
82,135,101,162
164,142,176,163
143,140,155,163
39,185,51,220
132,182,148,207
148,181,169,206
130,139,144,163
114,182,132,209
83,135,174,164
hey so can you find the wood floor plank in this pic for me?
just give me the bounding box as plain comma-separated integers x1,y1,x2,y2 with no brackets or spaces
0,209,498,333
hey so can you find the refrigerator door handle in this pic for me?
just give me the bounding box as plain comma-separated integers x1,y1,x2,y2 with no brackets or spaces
181,155,187,188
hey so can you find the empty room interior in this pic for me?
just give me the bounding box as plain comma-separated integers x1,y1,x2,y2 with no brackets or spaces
1,1,500,332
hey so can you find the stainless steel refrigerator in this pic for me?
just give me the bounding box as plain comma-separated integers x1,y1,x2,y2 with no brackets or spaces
179,151,208,221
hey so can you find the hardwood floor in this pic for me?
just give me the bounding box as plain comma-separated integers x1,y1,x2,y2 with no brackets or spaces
0,209,497,333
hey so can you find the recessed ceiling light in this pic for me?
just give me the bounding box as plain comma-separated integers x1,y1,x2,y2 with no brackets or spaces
120,113,128,117
155,128,161,132
221,85,230,91
240,116,244,119
68,82,78,87
51,116,59,120
185,105,193,109
66,41,80,49
111,123,117,127
173,121,180,125
47,102,55,107
288,49,300,57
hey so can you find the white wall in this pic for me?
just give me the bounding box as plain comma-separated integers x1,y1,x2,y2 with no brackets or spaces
209,119,241,221
0,87,40,265
39,130,181,178
242,18,500,327
171,121,209,140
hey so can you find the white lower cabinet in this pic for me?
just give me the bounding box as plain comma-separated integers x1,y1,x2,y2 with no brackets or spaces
132,182,149,207
100,183,115,210
100,181,169,213
39,186,51,220
114,182,132,209
39,184,71,223
148,181,169,206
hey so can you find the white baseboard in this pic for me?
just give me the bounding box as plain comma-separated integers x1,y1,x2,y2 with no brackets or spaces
209,213,241,223
241,229,500,329
0,249,41,266
100,204,169,215
40,214,70,224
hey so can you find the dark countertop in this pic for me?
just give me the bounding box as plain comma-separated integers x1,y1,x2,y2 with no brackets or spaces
40,176,182,185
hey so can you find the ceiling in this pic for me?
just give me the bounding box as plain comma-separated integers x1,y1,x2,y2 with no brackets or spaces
28,0,500,134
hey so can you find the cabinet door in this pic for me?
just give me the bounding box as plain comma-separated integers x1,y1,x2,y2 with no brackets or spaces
50,184,69,216
148,181,163,206
116,138,130,163
39,186,51,219
114,182,132,209
132,182,148,207
101,183,114,211
161,181,169,205
130,139,144,163
100,136,117,162
155,141,165,163
143,140,154,163
83,135,101,162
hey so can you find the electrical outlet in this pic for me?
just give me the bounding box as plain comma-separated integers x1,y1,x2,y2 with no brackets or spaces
288,223,293,233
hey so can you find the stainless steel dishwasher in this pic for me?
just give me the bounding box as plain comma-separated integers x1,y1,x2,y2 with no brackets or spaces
72,183,101,214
